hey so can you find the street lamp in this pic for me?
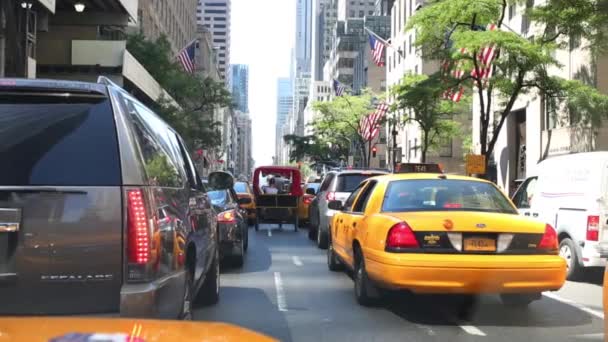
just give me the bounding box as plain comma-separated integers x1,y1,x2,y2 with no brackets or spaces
74,2,86,12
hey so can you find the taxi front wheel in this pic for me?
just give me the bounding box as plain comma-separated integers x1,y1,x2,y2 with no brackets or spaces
500,293,540,307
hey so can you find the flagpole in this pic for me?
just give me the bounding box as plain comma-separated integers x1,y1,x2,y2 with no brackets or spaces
364,27,404,58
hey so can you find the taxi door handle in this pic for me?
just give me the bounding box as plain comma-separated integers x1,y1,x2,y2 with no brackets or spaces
352,222,357,227
339,219,343,223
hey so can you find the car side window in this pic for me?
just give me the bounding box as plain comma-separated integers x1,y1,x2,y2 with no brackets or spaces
344,182,366,211
171,131,199,190
320,173,334,192
512,177,538,209
119,93,183,187
352,181,377,213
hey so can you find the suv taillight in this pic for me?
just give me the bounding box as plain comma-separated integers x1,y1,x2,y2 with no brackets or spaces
127,189,150,264
587,215,600,241
326,191,336,201
538,224,558,251
386,222,419,250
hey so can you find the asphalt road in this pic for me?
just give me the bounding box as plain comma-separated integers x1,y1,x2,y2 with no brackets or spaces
194,224,605,342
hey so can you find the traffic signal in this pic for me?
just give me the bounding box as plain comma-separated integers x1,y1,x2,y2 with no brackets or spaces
372,146,377,158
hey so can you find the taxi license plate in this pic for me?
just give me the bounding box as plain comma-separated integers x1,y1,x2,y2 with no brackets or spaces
464,237,496,252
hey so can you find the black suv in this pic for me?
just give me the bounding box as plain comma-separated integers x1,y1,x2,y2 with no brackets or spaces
0,77,221,319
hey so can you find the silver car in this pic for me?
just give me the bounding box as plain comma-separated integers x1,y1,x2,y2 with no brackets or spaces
308,169,388,248
0,77,222,319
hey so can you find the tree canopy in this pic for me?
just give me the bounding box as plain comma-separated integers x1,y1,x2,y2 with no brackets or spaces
127,33,232,150
405,0,608,168
391,73,463,162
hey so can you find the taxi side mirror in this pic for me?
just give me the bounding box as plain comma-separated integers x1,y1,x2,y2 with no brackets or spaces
328,200,343,211
305,188,317,196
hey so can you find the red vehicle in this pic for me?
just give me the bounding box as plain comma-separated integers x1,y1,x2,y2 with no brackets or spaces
252,166,303,232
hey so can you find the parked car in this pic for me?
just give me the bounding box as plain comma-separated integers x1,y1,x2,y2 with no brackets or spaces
298,183,321,226
234,181,256,225
511,152,608,279
0,77,221,319
308,169,388,248
328,172,566,307
208,178,250,267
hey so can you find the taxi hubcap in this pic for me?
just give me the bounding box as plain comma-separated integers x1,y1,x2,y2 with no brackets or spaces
559,245,572,271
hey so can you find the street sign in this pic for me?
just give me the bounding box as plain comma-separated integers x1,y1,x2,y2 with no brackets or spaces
466,154,486,175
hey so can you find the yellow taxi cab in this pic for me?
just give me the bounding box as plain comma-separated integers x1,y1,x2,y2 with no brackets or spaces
234,181,256,224
326,164,567,307
0,317,275,341
298,182,321,224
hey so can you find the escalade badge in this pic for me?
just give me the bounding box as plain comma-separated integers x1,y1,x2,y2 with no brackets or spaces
476,223,486,228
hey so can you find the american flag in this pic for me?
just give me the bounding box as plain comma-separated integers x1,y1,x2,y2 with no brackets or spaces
177,40,197,73
359,102,389,141
333,79,346,96
471,23,498,83
368,34,386,67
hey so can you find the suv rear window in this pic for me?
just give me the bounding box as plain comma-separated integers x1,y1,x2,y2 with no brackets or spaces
336,173,384,192
0,95,121,186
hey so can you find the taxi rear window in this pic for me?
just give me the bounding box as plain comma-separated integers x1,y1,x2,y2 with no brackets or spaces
382,179,517,214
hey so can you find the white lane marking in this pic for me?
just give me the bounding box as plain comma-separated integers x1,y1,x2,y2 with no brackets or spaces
543,292,604,319
274,272,287,312
440,309,487,336
414,323,436,336
292,256,303,266
458,324,486,336
267,228,272,237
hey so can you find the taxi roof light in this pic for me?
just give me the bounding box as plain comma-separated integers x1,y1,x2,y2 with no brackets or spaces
386,222,419,250
394,163,443,174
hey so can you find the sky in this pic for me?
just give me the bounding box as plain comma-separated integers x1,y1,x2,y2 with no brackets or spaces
231,0,295,166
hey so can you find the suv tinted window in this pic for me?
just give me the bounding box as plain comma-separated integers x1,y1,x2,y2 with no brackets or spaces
0,95,120,186
118,93,183,187
336,173,383,192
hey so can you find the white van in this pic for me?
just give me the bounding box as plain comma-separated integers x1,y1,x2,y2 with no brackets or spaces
512,152,608,279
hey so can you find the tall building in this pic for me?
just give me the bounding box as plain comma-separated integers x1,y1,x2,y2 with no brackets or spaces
276,78,294,164
235,111,253,178
138,0,198,53
230,64,249,113
296,0,313,73
337,0,377,20
312,0,338,81
374,0,395,15
197,0,231,80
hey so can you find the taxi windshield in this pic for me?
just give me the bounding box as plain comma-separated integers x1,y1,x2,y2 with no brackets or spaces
382,179,517,214
234,182,248,193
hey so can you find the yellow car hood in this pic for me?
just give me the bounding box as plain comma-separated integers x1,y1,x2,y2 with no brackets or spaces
0,317,276,342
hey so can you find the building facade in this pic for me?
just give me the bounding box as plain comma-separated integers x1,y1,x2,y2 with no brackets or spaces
387,0,466,174
197,0,231,80
276,78,294,165
296,0,313,74
235,111,253,178
312,0,338,81
337,0,377,21
473,3,608,193
138,0,198,53
230,64,249,113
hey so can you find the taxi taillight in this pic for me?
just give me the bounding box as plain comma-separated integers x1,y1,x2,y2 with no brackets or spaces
386,222,419,250
538,224,558,252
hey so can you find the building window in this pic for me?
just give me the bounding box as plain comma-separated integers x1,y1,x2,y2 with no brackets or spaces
213,38,226,43
350,10,356,16
544,96,557,130
439,137,452,157
409,35,413,54
369,10,374,15
388,56,391,71
414,65,418,74
205,9,226,14
508,4,516,19
214,17,226,21
359,10,364,16
215,24,226,28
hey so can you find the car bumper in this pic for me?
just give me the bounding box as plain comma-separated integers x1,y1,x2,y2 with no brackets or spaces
319,209,338,232
582,242,607,267
364,251,567,294
120,270,185,318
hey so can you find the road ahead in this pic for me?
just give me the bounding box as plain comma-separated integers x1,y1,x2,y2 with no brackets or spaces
195,224,604,342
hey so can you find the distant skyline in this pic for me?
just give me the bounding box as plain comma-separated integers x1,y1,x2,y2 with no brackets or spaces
231,0,295,166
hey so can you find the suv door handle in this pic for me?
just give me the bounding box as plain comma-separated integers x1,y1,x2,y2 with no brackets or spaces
532,213,539,217
524,212,530,216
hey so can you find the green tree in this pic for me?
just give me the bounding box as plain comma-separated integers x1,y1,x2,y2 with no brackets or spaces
392,73,463,162
312,91,380,167
406,0,608,170
283,134,348,163
126,33,232,150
